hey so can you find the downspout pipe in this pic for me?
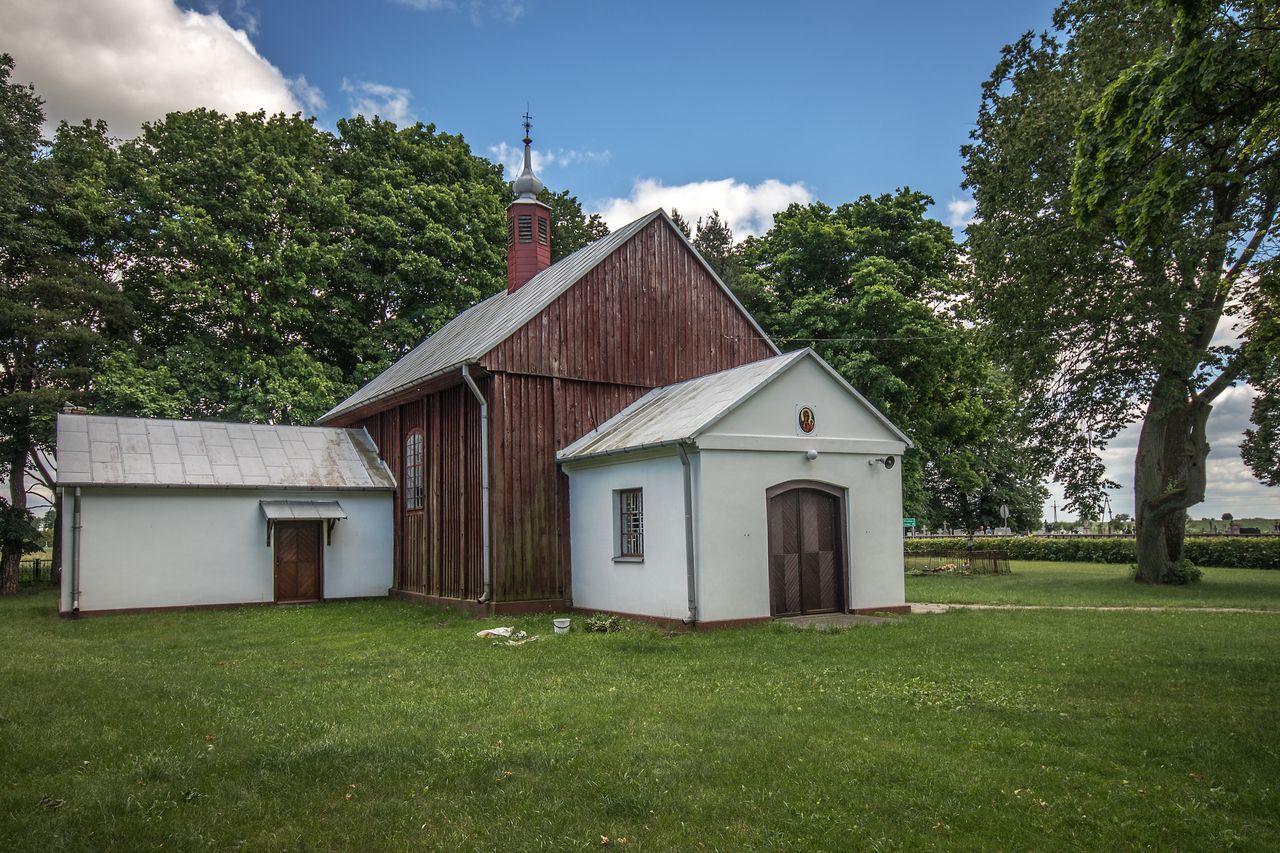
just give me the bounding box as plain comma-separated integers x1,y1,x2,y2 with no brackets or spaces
677,444,698,625
460,365,492,605
71,487,82,614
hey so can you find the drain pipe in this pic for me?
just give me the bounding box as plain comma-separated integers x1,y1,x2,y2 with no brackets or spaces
676,444,698,624
71,487,82,614
460,365,492,605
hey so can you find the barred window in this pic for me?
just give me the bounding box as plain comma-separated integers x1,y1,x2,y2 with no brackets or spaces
537,215,549,245
617,488,643,558
517,215,533,243
507,218,514,246
405,431,423,511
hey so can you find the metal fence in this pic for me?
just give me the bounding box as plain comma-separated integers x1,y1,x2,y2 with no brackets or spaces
904,549,1011,576
18,558,59,585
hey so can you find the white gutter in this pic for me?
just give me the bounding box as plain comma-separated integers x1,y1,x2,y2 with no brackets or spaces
460,365,492,604
71,487,82,613
676,444,698,624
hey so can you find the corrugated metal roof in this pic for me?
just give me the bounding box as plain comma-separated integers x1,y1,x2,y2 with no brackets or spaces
557,349,913,462
319,208,778,423
260,499,348,520
56,414,396,490
557,351,807,461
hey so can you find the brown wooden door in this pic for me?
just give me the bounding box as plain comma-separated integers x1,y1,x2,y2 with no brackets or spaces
767,486,844,616
274,522,324,603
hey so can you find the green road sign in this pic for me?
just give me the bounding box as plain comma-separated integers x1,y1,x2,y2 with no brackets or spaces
903,518,917,528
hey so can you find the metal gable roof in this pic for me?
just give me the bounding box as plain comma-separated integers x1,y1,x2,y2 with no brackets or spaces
56,414,396,490
556,349,913,462
319,208,778,423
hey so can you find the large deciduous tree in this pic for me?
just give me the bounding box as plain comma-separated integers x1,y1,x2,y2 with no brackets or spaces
963,0,1278,582
99,111,509,422
0,56,129,593
328,116,508,386
736,190,1047,529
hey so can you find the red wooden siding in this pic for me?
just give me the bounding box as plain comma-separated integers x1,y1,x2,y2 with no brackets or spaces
355,381,485,599
481,218,771,383
490,374,650,601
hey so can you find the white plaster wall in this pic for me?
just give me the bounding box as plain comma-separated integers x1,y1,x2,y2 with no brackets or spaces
565,453,690,620
695,448,906,622
59,488,392,613
712,356,903,445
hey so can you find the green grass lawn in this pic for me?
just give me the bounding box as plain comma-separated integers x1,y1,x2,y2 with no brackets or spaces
2,589,1279,851
907,561,1280,609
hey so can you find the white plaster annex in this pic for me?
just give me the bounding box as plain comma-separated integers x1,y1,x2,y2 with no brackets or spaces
558,348,912,625
56,414,395,615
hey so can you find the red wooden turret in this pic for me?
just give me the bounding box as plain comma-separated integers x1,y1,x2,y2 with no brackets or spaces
507,113,552,292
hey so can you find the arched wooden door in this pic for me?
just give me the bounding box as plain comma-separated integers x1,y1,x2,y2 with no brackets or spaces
766,483,845,616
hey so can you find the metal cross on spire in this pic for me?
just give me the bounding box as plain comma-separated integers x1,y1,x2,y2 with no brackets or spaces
522,110,532,144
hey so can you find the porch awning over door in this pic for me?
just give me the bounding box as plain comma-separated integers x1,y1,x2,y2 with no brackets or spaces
260,500,347,545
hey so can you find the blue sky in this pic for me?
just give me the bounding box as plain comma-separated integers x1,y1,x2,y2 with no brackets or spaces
3,0,1276,520
227,0,1059,233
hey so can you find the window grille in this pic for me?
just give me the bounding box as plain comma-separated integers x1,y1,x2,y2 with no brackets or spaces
537,216,549,245
405,431,424,510
618,488,644,557
518,215,533,243
507,218,514,246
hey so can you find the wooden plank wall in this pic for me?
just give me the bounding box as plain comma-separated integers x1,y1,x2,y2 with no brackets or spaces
489,374,649,601
481,217,773,384
354,381,484,599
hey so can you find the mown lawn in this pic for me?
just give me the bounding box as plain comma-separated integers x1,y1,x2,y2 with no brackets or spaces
2,588,1278,851
906,561,1280,609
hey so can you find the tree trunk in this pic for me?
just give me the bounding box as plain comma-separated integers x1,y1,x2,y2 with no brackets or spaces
1,448,24,594
1132,376,1211,583
1,443,29,595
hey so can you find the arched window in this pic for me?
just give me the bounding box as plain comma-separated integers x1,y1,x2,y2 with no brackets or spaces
405,430,423,511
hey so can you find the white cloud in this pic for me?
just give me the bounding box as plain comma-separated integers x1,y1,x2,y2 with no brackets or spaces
288,75,326,115
488,141,611,178
946,198,977,228
341,79,416,126
595,177,812,240
221,0,260,35
0,0,303,137
393,0,526,23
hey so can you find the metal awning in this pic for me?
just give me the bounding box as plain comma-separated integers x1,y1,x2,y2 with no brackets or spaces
260,500,347,545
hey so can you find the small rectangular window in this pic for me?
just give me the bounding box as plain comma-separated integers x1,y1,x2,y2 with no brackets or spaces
507,218,514,246
616,488,644,559
537,216,549,245
405,431,424,511
517,215,533,243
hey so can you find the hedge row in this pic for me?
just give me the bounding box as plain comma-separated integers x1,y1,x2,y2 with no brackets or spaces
904,536,1280,569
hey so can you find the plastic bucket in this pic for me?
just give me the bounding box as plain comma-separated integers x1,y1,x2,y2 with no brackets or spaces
553,618,571,634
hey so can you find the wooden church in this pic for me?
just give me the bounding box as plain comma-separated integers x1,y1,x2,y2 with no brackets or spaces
317,128,777,612
56,124,911,622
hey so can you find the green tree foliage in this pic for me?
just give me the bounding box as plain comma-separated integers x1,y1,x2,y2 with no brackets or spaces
536,187,609,263
735,190,1046,529
1242,366,1280,484
692,210,738,286
328,116,507,384
0,56,129,593
963,0,1279,582
668,208,692,239
102,110,345,424
100,111,509,423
